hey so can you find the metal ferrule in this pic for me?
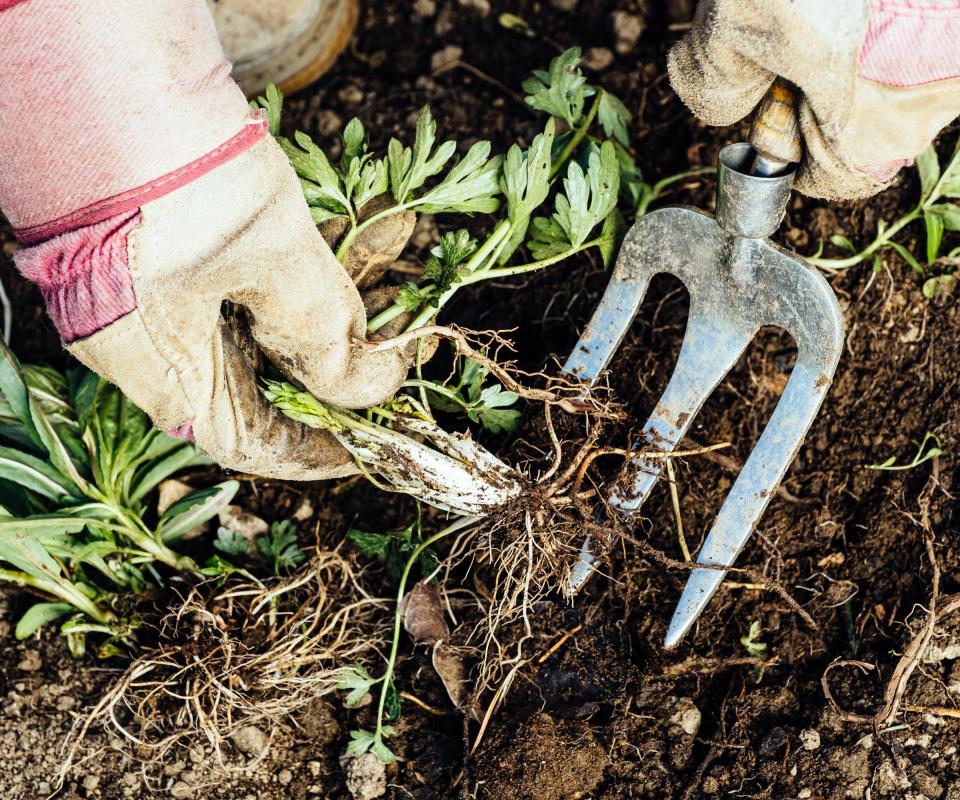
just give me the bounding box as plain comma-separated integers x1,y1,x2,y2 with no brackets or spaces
716,142,795,239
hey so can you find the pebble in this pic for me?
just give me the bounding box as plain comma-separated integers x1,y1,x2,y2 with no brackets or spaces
800,729,821,751
434,5,455,37
292,497,315,522
337,85,365,106
457,0,490,16
582,47,614,71
231,725,270,759
341,751,386,800
431,45,463,72
549,0,578,9
412,0,436,15
83,775,100,792
16,650,41,672
611,10,645,54
279,768,293,786
315,110,343,138
170,781,194,799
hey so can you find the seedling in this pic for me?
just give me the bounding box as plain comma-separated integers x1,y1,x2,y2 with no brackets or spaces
807,141,960,278
740,620,768,681
0,339,236,654
866,431,944,471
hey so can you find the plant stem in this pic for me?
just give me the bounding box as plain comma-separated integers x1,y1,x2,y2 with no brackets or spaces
550,91,603,181
636,167,714,217
374,515,481,742
0,567,114,624
806,208,922,269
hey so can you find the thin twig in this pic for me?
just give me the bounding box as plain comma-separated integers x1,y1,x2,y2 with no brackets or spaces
665,458,690,561
537,624,582,664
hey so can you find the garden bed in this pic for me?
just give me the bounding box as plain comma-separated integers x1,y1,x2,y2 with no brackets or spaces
1,1,960,798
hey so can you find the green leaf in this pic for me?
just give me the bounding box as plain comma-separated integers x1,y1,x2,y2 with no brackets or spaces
0,338,43,451
396,283,428,313
888,241,925,277
529,140,619,258
917,144,940,202
371,731,397,765
337,664,378,707
422,230,478,303
384,679,401,722
214,527,249,559
740,620,766,657
281,132,349,213
0,445,78,501
15,602,74,639
923,273,957,300
254,84,284,137
389,106,457,204
347,528,392,561
347,729,377,759
128,444,212,505
499,120,555,263
158,481,239,544
598,208,627,269
416,141,503,214
927,202,960,232
256,519,305,575
342,118,366,165
522,47,593,127
829,234,856,253
925,210,945,264
597,90,631,146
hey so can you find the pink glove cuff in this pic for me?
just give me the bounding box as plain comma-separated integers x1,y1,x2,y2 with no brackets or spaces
860,0,960,86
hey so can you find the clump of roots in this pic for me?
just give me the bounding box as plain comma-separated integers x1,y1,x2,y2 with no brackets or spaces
60,551,388,781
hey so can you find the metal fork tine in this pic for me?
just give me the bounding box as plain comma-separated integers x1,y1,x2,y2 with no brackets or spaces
566,310,754,591
664,348,836,648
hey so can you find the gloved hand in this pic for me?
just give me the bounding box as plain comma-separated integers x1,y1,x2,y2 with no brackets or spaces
0,0,409,481
668,0,960,200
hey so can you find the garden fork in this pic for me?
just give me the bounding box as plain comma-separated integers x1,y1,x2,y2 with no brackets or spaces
562,82,844,648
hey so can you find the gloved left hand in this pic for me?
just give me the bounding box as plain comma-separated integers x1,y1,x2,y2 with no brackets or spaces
0,0,411,481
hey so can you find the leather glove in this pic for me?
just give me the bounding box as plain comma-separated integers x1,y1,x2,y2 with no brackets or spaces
0,0,409,481
668,0,960,200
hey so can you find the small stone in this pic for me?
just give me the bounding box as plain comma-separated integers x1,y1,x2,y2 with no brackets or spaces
549,0,577,9
37,782,51,794
231,725,270,759
412,0,436,15
337,85,364,106
278,769,293,786
434,5,455,37
157,479,194,515
611,10,645,54
218,505,268,551
800,729,821,751
170,781,194,799
340,751,387,800
83,775,100,792
668,697,701,736
292,497,315,522
17,649,41,672
457,0,490,15
702,776,719,794
309,761,322,777
55,695,76,711
315,110,343,138
430,45,462,72
582,47,614,71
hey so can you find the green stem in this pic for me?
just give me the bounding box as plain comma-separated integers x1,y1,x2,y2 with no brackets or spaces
460,238,601,284
637,167,714,217
0,567,114,624
374,515,481,742
806,208,922,269
367,286,436,333
403,219,513,332
550,91,603,181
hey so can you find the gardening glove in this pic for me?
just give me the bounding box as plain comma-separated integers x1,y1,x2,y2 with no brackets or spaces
668,0,960,200
0,0,409,481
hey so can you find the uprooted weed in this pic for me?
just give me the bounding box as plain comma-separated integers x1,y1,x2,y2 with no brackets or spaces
59,550,388,782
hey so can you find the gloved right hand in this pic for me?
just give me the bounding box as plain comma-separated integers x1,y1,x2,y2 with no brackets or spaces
668,0,960,200
0,0,411,481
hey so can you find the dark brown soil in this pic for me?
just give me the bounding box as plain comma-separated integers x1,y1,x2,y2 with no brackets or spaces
2,1,960,799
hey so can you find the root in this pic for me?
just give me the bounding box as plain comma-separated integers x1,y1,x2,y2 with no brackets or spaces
59,551,388,784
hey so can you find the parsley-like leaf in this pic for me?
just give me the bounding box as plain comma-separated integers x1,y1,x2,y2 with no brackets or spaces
255,520,305,576
213,526,248,559
423,230,478,304
337,664,378,707
522,47,594,128
388,106,457,204
597,91,631,147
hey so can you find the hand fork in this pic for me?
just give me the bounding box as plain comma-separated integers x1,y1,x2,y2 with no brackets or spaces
562,82,844,648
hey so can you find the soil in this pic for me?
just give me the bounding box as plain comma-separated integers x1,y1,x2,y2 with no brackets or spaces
2,1,960,799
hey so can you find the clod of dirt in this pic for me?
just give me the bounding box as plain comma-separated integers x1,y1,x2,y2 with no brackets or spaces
550,0,578,10
340,751,387,800
218,505,269,545
432,642,469,709
231,725,269,759
800,729,821,751
16,649,41,672
610,11,644,54
474,712,609,800
402,580,450,645
667,696,701,737
582,47,614,71
431,45,462,72
296,699,341,746
457,0,490,17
